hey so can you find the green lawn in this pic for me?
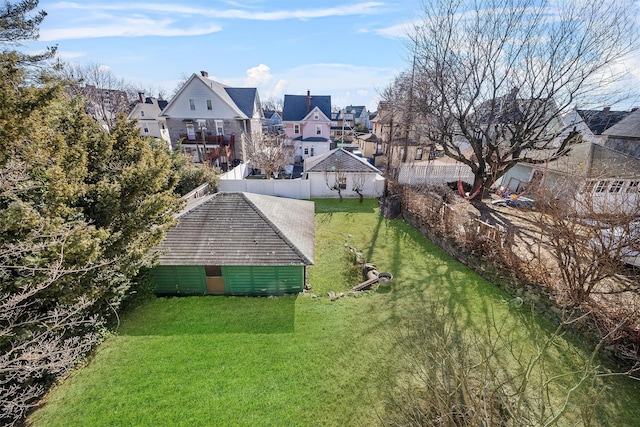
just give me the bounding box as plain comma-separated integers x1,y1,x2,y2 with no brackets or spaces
30,199,640,426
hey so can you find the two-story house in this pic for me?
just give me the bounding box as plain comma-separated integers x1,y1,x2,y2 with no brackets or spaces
160,71,264,170
282,91,332,162
262,110,284,134
127,92,170,149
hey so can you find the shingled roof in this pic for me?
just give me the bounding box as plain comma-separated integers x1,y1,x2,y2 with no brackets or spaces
224,87,258,118
576,109,632,135
282,93,331,121
603,108,640,138
154,192,314,266
304,148,381,174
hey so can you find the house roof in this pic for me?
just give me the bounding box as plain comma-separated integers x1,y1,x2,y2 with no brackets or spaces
304,148,381,174
154,192,315,266
294,136,330,142
282,93,331,121
224,87,259,118
603,108,640,138
160,73,259,119
263,110,279,119
574,109,632,135
345,105,366,117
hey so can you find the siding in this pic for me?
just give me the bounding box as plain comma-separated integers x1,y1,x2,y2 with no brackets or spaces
222,265,304,296
151,265,206,295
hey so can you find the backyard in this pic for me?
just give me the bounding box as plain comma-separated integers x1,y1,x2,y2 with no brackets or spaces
30,199,640,426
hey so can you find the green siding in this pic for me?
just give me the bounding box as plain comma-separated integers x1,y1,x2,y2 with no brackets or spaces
222,265,304,296
151,265,206,295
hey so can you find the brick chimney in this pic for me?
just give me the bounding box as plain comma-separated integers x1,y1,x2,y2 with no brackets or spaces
306,90,311,112
603,106,611,114
138,91,145,103
200,71,208,77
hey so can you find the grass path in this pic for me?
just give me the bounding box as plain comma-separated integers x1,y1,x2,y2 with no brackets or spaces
30,199,640,426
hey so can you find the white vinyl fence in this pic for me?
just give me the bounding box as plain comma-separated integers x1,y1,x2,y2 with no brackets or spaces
398,163,474,186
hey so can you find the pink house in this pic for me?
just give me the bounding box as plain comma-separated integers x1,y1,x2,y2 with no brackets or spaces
282,91,333,161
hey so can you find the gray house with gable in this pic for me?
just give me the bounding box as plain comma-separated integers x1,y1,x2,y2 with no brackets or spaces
160,71,264,169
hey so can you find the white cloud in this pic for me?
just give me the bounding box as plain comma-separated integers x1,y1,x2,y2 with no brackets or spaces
371,20,414,39
40,19,222,41
244,64,273,87
48,2,385,21
266,79,289,100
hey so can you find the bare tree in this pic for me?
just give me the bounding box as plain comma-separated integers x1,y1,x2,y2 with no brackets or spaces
324,167,346,201
529,171,640,304
58,62,136,131
351,172,366,202
241,131,293,178
261,97,284,113
381,298,637,426
409,0,639,199
0,220,110,426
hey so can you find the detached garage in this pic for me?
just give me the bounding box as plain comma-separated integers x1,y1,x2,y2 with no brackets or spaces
151,192,315,296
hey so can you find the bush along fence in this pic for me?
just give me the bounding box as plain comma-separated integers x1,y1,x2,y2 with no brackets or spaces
398,184,639,370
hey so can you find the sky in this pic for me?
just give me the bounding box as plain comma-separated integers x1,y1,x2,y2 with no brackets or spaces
24,1,419,111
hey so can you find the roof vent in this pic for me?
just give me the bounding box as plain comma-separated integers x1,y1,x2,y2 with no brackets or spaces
201,71,208,77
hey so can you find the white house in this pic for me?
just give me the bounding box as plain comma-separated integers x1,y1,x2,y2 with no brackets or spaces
303,148,384,198
127,93,171,149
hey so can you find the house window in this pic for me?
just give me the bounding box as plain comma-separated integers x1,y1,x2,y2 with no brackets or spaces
189,99,195,110
204,265,222,277
338,177,347,189
376,143,382,155
310,147,314,156
415,148,423,160
316,125,322,136
304,147,309,155
609,180,624,193
314,111,319,120
294,124,300,134
627,181,639,193
594,180,608,193
582,180,596,193
140,110,145,117
207,100,212,110
215,120,224,136
186,124,196,140
142,125,149,133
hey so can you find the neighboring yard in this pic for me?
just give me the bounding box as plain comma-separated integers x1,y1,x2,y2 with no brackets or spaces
30,199,640,426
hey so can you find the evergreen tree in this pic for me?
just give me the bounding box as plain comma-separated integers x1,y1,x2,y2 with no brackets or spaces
0,54,181,426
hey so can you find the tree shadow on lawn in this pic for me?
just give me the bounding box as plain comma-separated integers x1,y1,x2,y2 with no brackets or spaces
354,218,623,425
117,295,297,336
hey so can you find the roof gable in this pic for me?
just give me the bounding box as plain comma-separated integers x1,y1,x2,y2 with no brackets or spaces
160,73,254,119
225,87,261,119
603,108,640,138
304,148,381,174
282,93,332,121
575,109,631,135
155,192,314,266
